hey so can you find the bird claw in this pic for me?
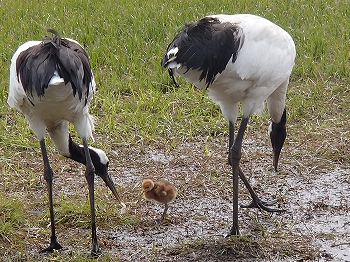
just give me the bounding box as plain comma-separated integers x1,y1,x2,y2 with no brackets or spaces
39,238,63,253
91,248,101,258
226,225,240,237
240,198,284,212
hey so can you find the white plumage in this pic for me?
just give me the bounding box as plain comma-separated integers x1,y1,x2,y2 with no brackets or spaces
8,29,124,255
162,14,296,235
8,39,94,146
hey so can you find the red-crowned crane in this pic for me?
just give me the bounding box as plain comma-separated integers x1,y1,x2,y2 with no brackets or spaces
8,29,126,255
161,14,296,235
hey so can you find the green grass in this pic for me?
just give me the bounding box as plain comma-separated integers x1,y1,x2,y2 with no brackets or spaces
0,0,349,260
0,193,25,241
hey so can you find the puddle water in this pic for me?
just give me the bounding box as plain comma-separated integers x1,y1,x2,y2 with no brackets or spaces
285,168,350,261
107,145,350,261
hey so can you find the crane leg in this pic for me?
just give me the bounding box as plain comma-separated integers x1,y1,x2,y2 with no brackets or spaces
238,167,284,211
227,121,235,166
239,110,286,211
227,117,284,236
228,117,248,236
82,137,100,257
39,139,63,253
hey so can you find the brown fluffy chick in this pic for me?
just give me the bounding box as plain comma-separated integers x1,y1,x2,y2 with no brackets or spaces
142,179,177,220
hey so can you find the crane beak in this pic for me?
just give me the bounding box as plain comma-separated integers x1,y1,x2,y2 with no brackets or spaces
161,53,180,88
168,68,180,88
273,148,282,171
97,167,125,207
271,129,286,171
270,109,287,171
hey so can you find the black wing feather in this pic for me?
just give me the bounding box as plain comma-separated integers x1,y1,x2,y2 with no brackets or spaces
16,29,92,104
162,17,243,88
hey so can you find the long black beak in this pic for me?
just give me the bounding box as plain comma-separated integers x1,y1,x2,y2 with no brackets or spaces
270,109,287,171
168,68,180,88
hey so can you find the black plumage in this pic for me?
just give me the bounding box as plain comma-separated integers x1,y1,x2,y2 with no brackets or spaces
16,29,92,104
162,14,296,236
162,17,243,88
8,29,125,255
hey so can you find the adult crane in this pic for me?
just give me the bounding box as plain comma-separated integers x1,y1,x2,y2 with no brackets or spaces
161,14,296,235
8,29,125,255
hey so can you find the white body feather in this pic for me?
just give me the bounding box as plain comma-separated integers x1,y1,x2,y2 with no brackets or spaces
166,14,296,124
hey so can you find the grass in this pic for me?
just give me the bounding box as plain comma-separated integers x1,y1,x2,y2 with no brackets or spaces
0,0,349,260
0,193,25,242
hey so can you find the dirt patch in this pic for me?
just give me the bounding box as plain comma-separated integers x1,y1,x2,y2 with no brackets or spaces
1,136,349,261
97,137,350,261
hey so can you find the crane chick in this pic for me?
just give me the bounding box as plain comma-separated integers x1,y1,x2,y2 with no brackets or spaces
142,179,177,220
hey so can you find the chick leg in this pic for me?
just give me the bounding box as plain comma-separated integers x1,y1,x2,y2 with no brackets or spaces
161,203,169,220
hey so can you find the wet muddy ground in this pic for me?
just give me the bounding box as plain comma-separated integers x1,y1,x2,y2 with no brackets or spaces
2,135,349,261
93,137,350,261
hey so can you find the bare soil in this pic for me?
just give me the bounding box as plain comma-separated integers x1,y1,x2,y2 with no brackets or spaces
103,137,350,261
2,134,350,261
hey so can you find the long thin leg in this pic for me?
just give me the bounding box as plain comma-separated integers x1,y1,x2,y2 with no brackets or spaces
39,139,63,253
228,117,284,236
229,118,284,211
229,117,248,236
238,167,284,211
161,203,169,220
227,121,235,165
82,137,100,256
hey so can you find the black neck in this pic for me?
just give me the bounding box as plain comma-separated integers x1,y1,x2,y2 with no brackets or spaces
68,135,106,175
